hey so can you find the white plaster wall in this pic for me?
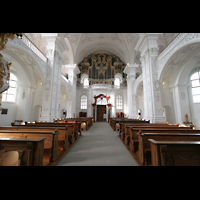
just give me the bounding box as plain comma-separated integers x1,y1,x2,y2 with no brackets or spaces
159,44,200,127
0,102,17,126
59,95,68,118
191,103,200,129
136,97,144,119
160,80,175,123
76,86,127,118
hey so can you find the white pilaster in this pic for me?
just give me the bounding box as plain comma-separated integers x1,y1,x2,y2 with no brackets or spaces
65,64,80,118
124,63,139,118
140,34,165,123
40,34,64,121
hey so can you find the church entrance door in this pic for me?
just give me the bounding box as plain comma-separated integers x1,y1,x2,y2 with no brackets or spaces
97,105,106,121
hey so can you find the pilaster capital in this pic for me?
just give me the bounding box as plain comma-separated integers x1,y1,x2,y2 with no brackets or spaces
42,34,58,65
64,64,80,75
146,34,161,58
124,63,139,75
124,63,139,82
64,64,80,86
149,47,159,58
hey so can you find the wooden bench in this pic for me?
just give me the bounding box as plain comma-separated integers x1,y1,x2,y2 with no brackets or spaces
119,121,152,136
0,137,46,166
149,139,200,166
44,121,78,138
121,124,180,141
137,130,200,165
63,122,81,137
0,130,60,163
23,123,76,144
110,118,150,131
56,120,83,136
56,117,94,131
119,123,175,138
128,126,192,152
0,126,68,151
69,117,94,130
35,121,81,140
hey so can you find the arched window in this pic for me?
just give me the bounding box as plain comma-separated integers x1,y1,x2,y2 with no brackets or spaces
81,73,89,87
190,71,200,103
81,95,87,109
2,73,17,102
116,95,123,109
83,77,89,87
114,77,120,87
114,73,122,87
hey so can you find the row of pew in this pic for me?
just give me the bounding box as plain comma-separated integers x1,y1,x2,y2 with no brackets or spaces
109,117,200,166
109,117,150,131
0,117,94,166
54,117,94,131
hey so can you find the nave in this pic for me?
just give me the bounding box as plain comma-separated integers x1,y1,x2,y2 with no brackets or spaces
56,122,138,166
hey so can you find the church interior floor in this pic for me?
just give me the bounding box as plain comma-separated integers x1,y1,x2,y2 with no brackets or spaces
56,122,139,166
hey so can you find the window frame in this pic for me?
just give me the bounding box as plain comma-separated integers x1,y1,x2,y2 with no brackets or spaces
2,73,17,103
81,95,87,109
116,95,123,109
83,77,89,87
114,77,120,87
190,71,200,103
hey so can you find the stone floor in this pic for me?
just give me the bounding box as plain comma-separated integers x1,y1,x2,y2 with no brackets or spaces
56,122,138,166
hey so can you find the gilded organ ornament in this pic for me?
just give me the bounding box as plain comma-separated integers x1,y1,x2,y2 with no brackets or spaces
77,53,126,85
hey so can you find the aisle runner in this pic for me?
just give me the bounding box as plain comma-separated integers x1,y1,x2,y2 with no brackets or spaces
56,122,138,166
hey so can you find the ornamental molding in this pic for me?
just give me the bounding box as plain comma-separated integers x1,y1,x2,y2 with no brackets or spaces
157,33,200,80
6,37,48,78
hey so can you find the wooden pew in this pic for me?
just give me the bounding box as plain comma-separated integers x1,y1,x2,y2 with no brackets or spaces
110,118,150,131
129,127,193,153
0,137,46,166
137,130,200,165
68,117,94,130
36,120,81,138
54,119,82,136
55,117,94,131
121,124,180,141
65,121,82,137
24,123,76,144
0,130,60,163
63,122,79,140
0,126,68,151
119,121,152,136
149,139,200,166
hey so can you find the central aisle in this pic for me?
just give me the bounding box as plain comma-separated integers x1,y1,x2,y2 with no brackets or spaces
56,122,138,166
